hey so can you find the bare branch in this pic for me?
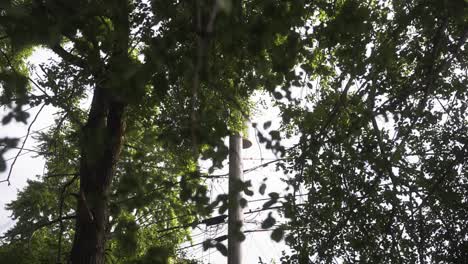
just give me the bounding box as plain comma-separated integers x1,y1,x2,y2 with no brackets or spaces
51,44,87,69
0,104,46,185
0,145,46,154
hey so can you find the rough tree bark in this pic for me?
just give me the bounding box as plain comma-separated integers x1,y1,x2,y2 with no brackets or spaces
68,2,130,263
70,87,126,264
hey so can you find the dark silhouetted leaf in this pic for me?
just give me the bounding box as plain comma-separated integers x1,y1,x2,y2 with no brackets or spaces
2,114,12,125
269,130,280,140
273,92,283,99
259,183,266,195
271,226,284,242
263,199,276,209
202,239,215,250
216,242,228,256
261,213,276,229
202,215,227,226
239,198,247,208
268,192,279,200
215,235,228,242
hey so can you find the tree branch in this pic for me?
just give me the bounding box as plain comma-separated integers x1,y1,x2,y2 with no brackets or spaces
51,44,87,69
0,214,76,240
57,174,79,264
0,104,46,185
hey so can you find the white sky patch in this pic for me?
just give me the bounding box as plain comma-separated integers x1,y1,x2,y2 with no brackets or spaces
0,47,65,234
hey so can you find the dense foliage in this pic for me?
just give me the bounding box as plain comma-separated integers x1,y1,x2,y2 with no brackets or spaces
0,118,203,263
276,0,468,263
0,0,307,263
0,0,467,263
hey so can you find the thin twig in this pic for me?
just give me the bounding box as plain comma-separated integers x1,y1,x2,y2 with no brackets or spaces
0,214,76,240
44,173,78,179
57,174,79,264
1,104,46,185
0,145,46,154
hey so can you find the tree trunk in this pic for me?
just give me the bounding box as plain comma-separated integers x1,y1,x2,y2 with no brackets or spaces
70,87,126,264
69,2,129,262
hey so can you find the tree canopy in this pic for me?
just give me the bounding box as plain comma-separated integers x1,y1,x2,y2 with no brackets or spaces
277,0,468,263
0,0,467,264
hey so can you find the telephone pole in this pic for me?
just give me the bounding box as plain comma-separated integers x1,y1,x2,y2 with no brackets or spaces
228,131,251,264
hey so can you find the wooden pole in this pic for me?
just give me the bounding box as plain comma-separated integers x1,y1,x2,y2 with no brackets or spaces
228,134,243,264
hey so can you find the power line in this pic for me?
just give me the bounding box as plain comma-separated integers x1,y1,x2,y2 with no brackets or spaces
206,158,285,179
177,226,289,252
247,193,308,204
